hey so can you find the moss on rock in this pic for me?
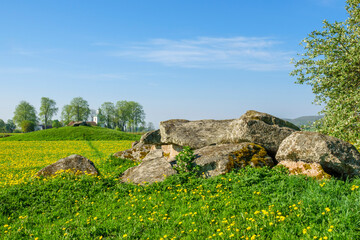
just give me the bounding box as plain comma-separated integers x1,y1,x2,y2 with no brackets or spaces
227,143,274,171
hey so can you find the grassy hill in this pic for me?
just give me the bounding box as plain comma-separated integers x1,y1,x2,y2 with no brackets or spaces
284,115,323,127
0,126,141,141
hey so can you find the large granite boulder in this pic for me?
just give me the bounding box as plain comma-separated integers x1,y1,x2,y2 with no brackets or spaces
160,119,233,149
159,111,299,156
121,157,177,185
194,143,274,178
113,143,152,161
225,110,300,156
276,131,360,178
36,154,99,177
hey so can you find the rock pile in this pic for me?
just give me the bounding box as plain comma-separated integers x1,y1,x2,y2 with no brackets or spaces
37,110,360,184
113,110,360,185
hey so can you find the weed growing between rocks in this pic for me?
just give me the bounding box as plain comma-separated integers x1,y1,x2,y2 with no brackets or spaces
173,146,200,176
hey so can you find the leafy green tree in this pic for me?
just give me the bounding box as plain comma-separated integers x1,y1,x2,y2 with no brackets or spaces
100,102,115,128
5,120,16,133
61,105,73,125
128,101,145,132
290,0,360,147
21,120,35,133
115,101,145,132
115,101,130,131
13,101,37,127
70,97,90,122
39,97,58,129
52,120,62,128
0,119,5,133
96,108,106,126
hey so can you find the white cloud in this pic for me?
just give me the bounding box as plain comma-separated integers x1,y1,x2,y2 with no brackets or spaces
111,36,294,71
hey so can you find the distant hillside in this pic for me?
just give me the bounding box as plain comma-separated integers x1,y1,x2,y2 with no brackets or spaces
0,126,141,141
284,115,323,127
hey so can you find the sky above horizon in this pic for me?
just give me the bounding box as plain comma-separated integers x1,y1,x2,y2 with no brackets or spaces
0,0,348,127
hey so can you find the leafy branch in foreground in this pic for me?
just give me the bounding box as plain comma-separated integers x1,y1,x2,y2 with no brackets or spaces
290,0,360,148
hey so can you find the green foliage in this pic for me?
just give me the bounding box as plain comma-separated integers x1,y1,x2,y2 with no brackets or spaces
0,119,5,132
52,120,62,128
5,120,16,133
100,102,115,129
70,97,90,122
173,146,200,175
290,0,360,147
115,100,145,132
0,126,141,141
20,120,35,133
61,104,73,125
39,97,58,129
13,101,37,127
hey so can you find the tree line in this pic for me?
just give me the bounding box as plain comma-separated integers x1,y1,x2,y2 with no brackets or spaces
0,97,153,133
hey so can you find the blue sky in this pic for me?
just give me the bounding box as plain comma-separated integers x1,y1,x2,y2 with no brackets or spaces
0,0,348,127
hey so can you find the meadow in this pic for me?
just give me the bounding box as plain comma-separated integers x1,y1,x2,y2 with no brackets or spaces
1,132,360,239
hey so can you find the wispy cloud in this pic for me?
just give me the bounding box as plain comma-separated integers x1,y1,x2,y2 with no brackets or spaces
70,73,127,81
110,37,294,71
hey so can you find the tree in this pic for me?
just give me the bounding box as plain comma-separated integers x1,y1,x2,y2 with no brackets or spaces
0,119,5,133
115,101,130,131
96,108,106,126
70,97,90,122
13,101,37,127
52,119,62,128
39,97,58,129
100,102,115,128
127,101,145,132
61,105,73,125
290,0,360,147
5,120,16,133
21,120,35,133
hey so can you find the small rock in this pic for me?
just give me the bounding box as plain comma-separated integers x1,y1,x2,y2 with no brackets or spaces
120,157,177,185
36,154,99,177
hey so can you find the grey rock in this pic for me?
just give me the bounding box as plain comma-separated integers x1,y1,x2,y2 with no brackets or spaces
160,119,233,149
276,131,360,178
36,154,99,177
131,141,139,148
113,143,152,161
159,111,299,156
194,143,274,178
140,129,161,145
121,157,177,185
226,110,300,156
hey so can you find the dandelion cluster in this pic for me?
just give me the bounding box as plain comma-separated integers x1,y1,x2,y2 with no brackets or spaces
0,140,132,187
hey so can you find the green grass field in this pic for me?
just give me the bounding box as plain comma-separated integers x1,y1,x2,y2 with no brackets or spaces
0,126,141,141
1,126,360,239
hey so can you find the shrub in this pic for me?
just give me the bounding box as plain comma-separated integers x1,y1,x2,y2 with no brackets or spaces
52,120,62,128
20,120,35,133
173,146,200,175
